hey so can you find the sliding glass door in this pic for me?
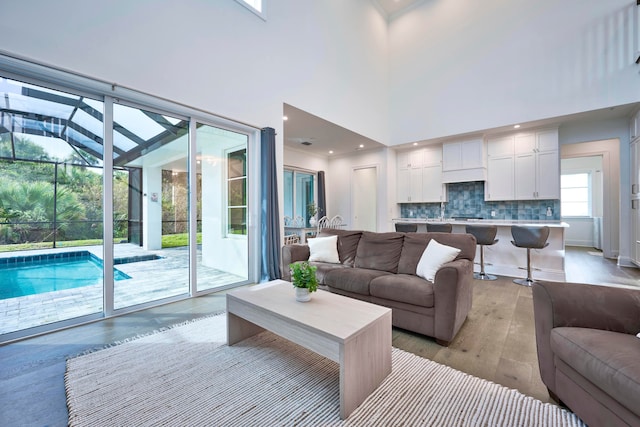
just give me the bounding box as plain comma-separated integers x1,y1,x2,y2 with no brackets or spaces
111,103,191,310
0,76,105,336
0,63,256,342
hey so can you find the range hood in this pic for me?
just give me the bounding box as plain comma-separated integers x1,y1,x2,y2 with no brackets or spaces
441,167,487,183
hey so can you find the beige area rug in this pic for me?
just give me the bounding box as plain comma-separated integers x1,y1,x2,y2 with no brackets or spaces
65,314,585,426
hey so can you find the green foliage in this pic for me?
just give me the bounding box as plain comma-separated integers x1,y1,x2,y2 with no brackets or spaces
289,261,318,293
0,179,86,243
307,202,317,217
161,233,202,248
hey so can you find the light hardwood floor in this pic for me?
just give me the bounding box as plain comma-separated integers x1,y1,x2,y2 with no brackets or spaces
1,246,639,426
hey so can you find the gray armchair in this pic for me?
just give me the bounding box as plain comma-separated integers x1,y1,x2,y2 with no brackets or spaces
532,281,640,427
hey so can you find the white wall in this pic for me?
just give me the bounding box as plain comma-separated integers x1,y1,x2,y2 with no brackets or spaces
327,148,393,231
283,148,329,174
388,0,640,144
0,1,389,146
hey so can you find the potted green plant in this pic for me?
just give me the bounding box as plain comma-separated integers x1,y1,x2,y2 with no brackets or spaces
307,202,318,227
289,261,318,302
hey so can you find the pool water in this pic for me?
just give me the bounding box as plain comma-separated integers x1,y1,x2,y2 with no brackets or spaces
0,254,130,300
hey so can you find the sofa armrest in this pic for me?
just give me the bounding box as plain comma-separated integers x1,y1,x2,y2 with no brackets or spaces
532,281,640,333
281,244,310,281
532,281,640,394
432,258,474,344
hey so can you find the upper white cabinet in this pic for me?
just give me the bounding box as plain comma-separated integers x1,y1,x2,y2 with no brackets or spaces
442,138,486,183
630,109,640,141
397,148,423,169
396,145,447,203
397,148,423,202
486,155,514,201
422,145,447,202
486,135,515,201
487,135,514,157
514,129,559,199
486,128,559,201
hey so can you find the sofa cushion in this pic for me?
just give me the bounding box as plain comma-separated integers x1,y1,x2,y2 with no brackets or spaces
318,228,363,267
308,235,340,263
306,261,351,285
398,233,476,275
354,231,404,273
416,239,461,282
370,273,434,308
324,267,392,296
551,327,640,417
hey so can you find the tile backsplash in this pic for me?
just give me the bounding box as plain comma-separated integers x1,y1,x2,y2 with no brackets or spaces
400,181,560,220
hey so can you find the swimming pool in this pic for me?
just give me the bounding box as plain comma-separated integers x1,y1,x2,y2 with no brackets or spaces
0,251,131,300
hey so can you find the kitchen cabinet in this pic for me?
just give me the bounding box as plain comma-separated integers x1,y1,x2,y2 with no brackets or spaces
630,109,640,141
397,148,424,169
422,145,447,202
487,135,514,157
486,156,514,201
397,163,422,203
514,129,559,199
397,145,446,203
397,147,424,202
486,129,559,201
632,139,640,197
442,138,486,183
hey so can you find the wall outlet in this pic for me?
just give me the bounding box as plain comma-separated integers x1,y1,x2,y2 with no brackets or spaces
491,211,496,217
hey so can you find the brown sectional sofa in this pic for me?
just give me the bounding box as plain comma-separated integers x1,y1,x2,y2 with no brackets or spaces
281,228,476,346
532,280,640,427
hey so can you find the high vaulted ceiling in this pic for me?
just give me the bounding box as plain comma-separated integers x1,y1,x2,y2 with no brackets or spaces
374,0,426,19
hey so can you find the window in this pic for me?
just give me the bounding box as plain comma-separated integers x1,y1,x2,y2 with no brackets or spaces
561,172,591,216
235,0,266,19
227,147,247,235
283,169,315,225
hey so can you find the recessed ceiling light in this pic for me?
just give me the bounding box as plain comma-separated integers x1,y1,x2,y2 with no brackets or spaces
282,116,288,121
359,144,364,148
514,124,520,129
413,142,418,146
329,150,334,154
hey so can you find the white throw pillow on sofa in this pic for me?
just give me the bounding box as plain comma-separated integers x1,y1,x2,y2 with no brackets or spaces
308,235,340,264
416,239,461,282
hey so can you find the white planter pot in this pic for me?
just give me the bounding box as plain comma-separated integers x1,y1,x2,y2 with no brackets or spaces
295,287,311,302
309,217,317,227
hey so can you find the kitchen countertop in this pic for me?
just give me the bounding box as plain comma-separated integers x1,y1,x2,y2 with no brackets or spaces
393,218,570,228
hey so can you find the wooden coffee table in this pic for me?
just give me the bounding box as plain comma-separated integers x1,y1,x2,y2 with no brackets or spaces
226,280,392,419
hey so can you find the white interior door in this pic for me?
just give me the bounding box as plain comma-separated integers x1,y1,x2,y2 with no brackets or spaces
352,167,377,231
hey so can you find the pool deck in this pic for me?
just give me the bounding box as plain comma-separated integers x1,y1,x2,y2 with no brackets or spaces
0,244,245,336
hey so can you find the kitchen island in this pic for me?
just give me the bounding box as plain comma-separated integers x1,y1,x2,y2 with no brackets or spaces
393,218,569,282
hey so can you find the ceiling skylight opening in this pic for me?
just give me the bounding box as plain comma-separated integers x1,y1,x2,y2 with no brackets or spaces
235,0,266,20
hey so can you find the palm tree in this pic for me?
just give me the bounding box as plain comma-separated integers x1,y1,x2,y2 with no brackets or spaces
0,180,85,243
